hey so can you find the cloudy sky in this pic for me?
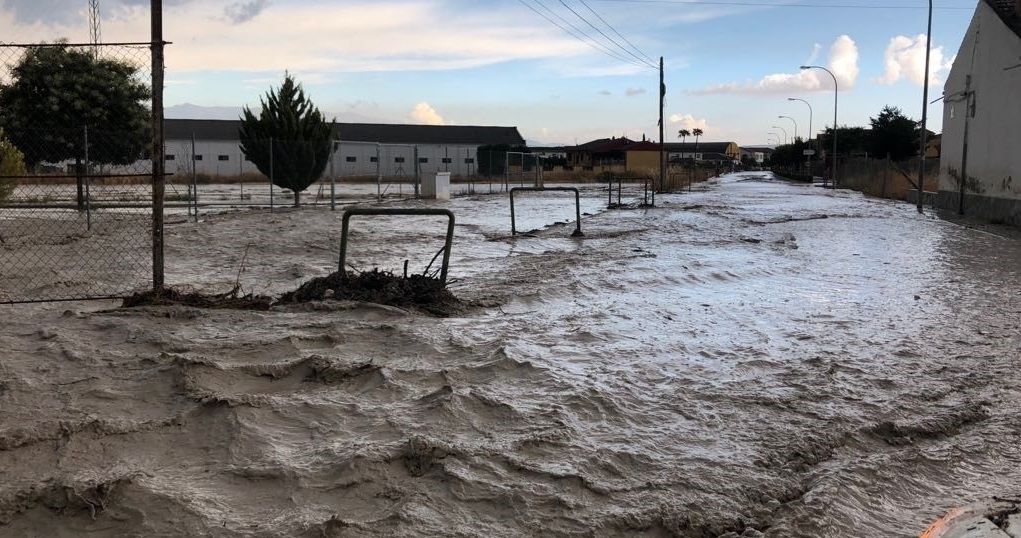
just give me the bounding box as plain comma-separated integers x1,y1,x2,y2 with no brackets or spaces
0,0,975,145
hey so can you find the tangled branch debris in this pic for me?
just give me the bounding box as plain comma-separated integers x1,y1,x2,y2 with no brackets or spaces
122,285,273,311
122,269,465,316
278,269,464,316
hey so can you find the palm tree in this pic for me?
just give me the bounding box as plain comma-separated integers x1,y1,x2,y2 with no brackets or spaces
692,128,704,163
677,129,690,145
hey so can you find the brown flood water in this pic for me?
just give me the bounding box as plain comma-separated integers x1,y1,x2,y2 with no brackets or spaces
0,172,1019,537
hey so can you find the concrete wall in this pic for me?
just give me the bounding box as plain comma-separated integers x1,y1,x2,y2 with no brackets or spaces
840,157,939,201
157,140,483,180
938,1,1021,225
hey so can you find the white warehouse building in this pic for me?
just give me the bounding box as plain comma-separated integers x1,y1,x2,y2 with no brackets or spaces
162,119,526,179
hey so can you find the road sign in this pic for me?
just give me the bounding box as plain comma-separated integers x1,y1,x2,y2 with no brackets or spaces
803,150,816,156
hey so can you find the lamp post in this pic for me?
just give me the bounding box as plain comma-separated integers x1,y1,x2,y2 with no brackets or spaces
768,132,782,145
778,116,798,141
771,126,788,145
916,0,933,213
801,65,838,187
787,98,813,145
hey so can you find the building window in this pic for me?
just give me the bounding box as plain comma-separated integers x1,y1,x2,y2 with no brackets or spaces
419,157,429,163
346,156,357,163
370,156,378,163
218,155,229,161
441,158,452,164
194,155,203,161
164,154,175,161
394,157,405,163
464,158,475,164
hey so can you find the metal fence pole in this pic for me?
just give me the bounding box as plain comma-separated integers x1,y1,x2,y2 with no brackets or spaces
269,137,274,211
414,145,421,198
83,126,92,231
239,149,244,200
376,143,382,200
151,0,166,291
330,140,336,211
191,132,198,221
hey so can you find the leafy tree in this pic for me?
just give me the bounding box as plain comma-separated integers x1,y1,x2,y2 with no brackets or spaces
818,126,868,157
692,128,704,162
867,105,918,161
239,74,334,206
0,44,151,167
0,128,27,202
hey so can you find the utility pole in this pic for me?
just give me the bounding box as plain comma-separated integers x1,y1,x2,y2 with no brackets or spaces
150,0,165,290
657,56,664,206
917,0,933,213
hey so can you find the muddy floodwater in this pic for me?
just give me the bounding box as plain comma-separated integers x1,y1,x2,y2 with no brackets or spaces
1,172,1019,537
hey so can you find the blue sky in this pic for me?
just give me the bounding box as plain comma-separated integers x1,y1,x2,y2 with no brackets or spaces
1,0,976,145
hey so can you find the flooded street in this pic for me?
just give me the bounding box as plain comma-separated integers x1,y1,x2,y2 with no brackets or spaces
1,172,1019,537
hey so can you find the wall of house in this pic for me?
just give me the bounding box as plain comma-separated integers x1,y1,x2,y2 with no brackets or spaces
625,150,661,175
938,1,1021,224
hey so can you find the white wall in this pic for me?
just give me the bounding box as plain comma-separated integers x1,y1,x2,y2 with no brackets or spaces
939,2,1021,201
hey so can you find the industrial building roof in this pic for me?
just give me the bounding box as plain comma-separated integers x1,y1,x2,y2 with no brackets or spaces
164,119,526,146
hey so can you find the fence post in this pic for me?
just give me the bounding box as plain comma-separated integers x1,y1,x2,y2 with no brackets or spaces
415,145,421,198
151,0,166,291
269,137,274,211
239,149,245,200
191,132,198,221
376,143,382,200
330,140,336,211
83,126,92,230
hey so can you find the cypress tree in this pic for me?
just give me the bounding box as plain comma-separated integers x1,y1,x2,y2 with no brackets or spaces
239,74,334,206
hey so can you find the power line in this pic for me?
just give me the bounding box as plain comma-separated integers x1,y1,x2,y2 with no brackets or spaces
589,0,974,10
518,0,652,68
578,0,656,65
532,0,651,67
556,0,657,68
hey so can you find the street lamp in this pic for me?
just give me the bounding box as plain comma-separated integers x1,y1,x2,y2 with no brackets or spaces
778,116,798,141
771,126,788,144
768,133,782,145
801,65,838,187
787,98,814,149
916,0,933,213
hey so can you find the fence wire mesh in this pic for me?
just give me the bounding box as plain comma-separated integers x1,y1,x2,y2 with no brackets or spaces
0,42,156,303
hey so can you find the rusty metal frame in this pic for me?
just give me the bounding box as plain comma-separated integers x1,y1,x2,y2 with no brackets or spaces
509,187,583,237
338,208,455,284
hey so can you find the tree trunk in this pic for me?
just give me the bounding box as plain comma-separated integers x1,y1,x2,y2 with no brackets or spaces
75,157,85,211
294,189,300,207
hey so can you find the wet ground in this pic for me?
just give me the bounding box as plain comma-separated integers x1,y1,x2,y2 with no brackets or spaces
0,172,1019,537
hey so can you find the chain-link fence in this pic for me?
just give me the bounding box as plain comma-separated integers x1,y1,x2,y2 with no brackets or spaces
0,42,158,303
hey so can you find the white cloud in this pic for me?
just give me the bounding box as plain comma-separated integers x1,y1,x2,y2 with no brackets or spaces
409,102,445,125
598,90,613,96
625,87,647,97
691,35,860,95
668,114,709,132
0,1,589,74
876,34,955,86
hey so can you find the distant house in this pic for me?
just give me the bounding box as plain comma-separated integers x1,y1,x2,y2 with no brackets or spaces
937,0,1021,224
161,119,525,179
740,146,776,164
663,142,740,163
566,137,636,168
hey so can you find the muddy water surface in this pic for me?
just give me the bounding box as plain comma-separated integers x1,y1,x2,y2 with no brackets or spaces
1,173,1019,537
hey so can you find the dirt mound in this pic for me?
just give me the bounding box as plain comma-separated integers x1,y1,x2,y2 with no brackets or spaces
278,269,466,316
